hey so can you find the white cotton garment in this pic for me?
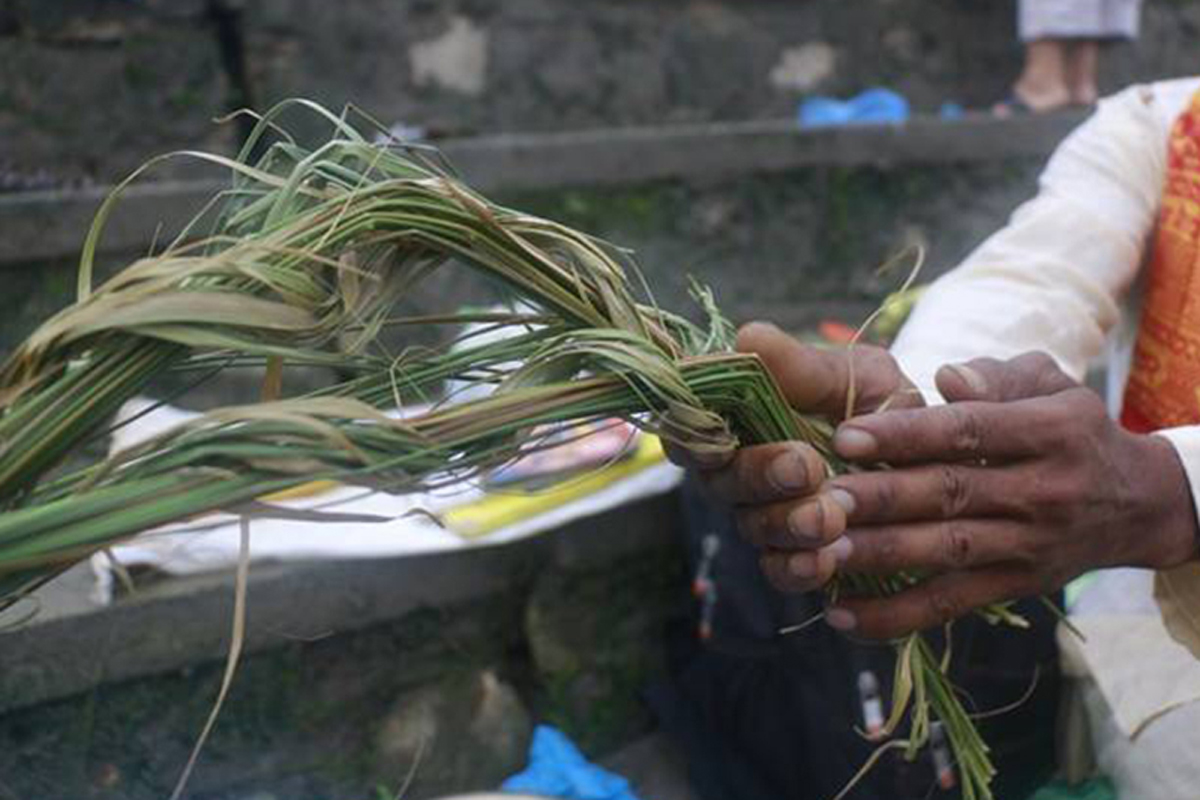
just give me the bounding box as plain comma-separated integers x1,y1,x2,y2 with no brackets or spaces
1018,0,1143,42
890,77,1200,798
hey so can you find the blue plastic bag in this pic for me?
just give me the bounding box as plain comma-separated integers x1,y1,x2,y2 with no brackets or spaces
798,88,910,128
501,725,641,800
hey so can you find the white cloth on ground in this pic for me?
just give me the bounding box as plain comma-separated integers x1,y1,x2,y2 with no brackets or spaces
90,397,682,602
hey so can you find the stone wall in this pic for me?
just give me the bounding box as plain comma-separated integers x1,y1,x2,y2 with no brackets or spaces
5,0,1200,185
0,158,1045,388
0,0,234,187
0,501,687,800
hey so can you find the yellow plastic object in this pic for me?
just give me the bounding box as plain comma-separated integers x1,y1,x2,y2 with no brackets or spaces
259,479,341,503
442,434,666,539
251,436,666,539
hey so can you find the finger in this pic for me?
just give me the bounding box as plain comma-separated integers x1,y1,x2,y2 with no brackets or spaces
702,441,829,505
827,566,1037,640
828,464,1026,524
759,540,849,593
832,399,1057,464
736,322,917,418
663,441,732,472
873,385,927,412
736,489,853,550
841,518,1025,575
936,352,1078,404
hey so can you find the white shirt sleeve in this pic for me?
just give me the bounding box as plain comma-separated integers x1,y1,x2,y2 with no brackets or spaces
889,80,1200,568
890,84,1169,401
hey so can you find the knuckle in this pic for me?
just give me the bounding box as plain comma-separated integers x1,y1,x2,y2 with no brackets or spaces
939,521,974,568
853,529,897,572
937,464,972,518
925,589,966,628
874,530,903,570
868,476,899,517
856,346,902,407
1016,351,1058,375
944,405,984,455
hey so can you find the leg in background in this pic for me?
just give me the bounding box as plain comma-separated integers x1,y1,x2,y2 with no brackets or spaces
1011,38,1073,112
1066,39,1101,106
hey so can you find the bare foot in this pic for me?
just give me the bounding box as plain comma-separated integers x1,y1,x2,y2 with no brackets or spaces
1067,41,1100,107
1070,84,1099,107
1003,40,1073,114
1010,80,1072,112
993,84,1071,117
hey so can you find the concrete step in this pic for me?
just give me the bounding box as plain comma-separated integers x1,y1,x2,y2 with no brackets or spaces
0,111,1083,267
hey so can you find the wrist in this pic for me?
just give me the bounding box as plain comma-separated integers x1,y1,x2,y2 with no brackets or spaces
1139,433,1200,569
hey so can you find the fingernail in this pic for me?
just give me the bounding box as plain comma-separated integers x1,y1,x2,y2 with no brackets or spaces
739,320,781,340
826,607,857,631
827,488,856,516
826,536,853,565
749,320,782,334
789,553,817,579
786,506,820,543
833,427,877,459
767,450,808,493
950,364,988,396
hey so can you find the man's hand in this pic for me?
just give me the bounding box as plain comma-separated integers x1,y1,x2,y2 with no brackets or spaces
667,321,923,593
825,352,1200,639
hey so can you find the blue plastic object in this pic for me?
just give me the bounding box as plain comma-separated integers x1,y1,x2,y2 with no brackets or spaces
501,725,641,800
939,101,966,120
798,88,910,128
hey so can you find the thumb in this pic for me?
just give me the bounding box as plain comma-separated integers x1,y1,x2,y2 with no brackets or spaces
737,321,918,419
935,352,1078,403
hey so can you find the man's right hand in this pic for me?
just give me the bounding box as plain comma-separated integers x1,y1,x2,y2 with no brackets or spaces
666,321,922,593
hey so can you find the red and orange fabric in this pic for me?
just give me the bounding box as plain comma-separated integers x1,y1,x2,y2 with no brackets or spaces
1123,88,1200,433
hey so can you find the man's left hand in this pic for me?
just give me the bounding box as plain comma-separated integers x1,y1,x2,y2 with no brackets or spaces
824,352,1200,639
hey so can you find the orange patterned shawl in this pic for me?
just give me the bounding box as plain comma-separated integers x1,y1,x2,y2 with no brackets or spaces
1123,89,1200,432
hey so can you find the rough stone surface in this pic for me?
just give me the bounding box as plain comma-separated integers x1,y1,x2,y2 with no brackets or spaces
373,671,532,797
503,158,1044,335
0,594,527,800
0,110,1083,271
525,549,686,755
0,0,234,185
0,159,1046,366
601,733,699,800
409,15,489,96
770,42,838,93
7,0,1200,182
0,496,688,799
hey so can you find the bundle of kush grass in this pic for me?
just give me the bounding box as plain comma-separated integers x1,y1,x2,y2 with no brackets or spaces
0,100,1022,800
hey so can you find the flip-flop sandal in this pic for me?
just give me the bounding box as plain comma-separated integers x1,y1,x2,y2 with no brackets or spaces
991,94,1034,118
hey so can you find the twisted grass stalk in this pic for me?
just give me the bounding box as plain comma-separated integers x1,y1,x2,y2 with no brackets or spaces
0,100,1010,799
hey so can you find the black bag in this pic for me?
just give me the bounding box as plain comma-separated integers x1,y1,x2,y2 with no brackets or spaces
649,479,1061,800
